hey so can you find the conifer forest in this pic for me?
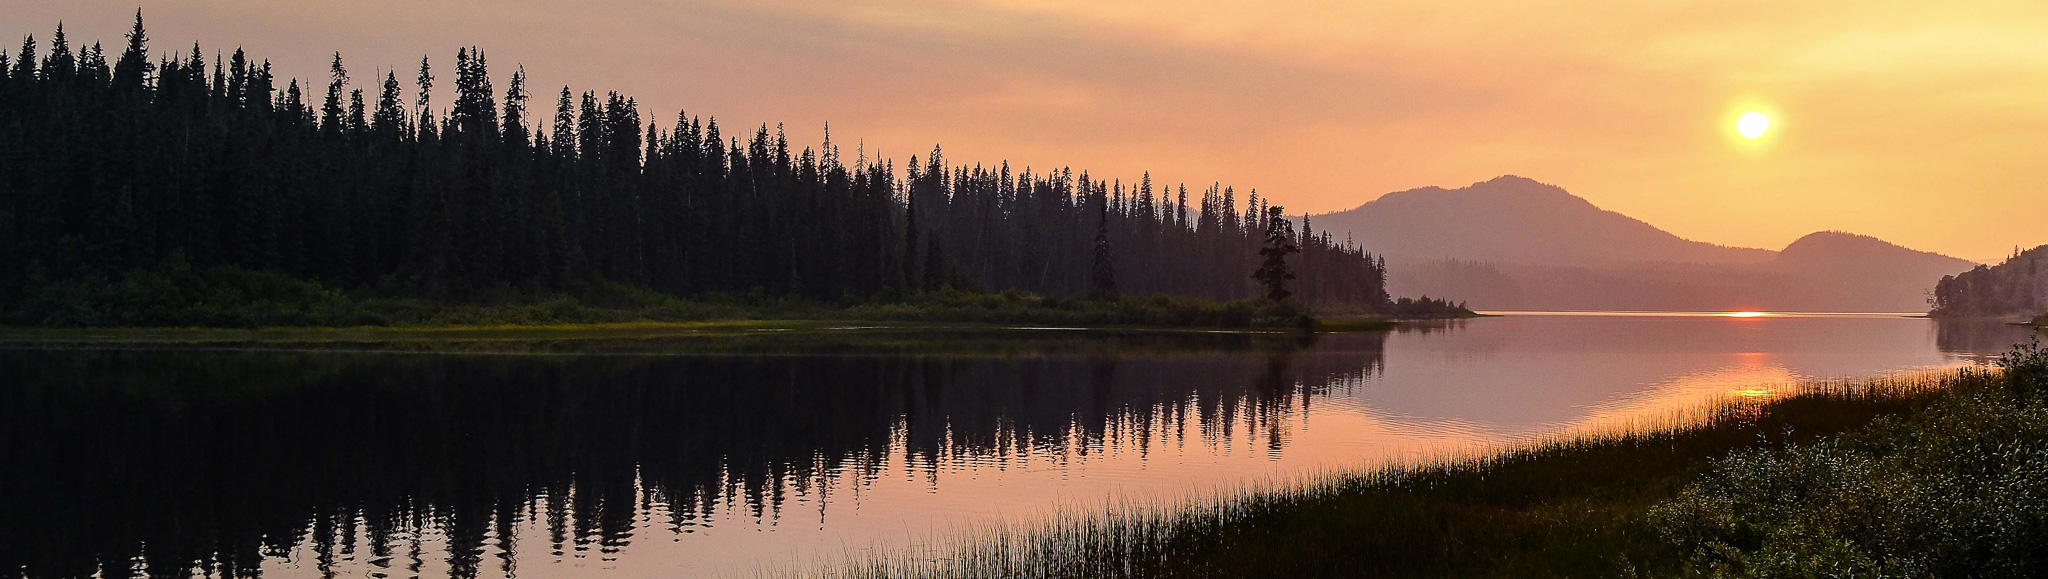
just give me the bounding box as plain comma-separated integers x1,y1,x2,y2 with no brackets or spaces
0,17,1396,321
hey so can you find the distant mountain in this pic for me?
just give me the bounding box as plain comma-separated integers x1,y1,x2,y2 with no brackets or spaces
1315,175,1773,267
1777,231,1966,271
1778,230,1975,293
1317,176,1978,312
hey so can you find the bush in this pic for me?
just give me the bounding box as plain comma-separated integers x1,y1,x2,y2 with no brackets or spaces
2003,337,2048,401
1651,347,2048,577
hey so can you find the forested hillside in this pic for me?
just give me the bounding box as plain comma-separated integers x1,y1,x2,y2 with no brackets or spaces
0,16,1393,325
1932,245,2048,319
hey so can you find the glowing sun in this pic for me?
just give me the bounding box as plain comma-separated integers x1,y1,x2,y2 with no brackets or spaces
1735,111,1771,139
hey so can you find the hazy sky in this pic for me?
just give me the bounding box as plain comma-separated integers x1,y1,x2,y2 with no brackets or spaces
8,1,2045,260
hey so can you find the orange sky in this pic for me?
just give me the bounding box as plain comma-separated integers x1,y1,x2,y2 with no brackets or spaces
8,1,2046,261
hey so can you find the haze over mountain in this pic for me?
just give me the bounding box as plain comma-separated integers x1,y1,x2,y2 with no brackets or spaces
1315,176,1978,312
1319,176,1773,267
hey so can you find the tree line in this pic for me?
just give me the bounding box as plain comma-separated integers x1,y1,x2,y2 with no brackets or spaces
1931,244,2048,318
0,14,1394,312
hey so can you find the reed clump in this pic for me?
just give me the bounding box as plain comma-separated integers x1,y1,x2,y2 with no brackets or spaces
808,361,2044,578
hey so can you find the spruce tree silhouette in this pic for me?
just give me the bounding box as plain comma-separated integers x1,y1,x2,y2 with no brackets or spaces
1253,205,1300,302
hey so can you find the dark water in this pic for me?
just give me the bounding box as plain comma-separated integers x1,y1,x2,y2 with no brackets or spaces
0,314,2033,577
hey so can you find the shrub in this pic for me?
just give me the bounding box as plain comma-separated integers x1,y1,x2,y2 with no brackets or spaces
1651,353,2048,577
2001,337,2048,401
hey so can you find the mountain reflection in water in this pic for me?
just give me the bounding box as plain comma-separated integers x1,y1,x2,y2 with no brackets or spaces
0,317,2029,578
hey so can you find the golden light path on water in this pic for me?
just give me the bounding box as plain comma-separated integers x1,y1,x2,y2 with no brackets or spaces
234,312,2018,577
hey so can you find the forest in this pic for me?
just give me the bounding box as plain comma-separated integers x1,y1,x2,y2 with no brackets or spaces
0,16,1437,327
1932,245,2048,320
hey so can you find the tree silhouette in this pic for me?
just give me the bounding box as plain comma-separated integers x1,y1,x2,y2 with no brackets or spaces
1252,205,1299,302
1090,189,1118,297
0,14,1408,327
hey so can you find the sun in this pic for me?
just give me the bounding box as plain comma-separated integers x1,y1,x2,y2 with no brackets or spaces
1735,111,1771,139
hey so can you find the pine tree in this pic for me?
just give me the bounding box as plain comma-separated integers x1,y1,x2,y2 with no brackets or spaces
11,35,34,80
551,87,574,155
413,55,433,132
500,66,529,146
321,52,348,136
371,71,404,135
1252,205,1298,302
902,156,921,291
111,10,150,92
43,24,73,82
1090,190,1117,297
346,88,367,134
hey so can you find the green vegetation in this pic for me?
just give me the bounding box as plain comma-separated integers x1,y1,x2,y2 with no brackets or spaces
0,323,1345,359
821,342,2048,578
5,256,726,328
1654,339,2048,577
1,258,1347,330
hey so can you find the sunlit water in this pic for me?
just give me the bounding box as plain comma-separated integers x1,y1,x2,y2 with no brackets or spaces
0,313,2032,578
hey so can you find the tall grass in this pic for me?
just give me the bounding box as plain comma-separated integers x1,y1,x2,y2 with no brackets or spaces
800,371,1992,578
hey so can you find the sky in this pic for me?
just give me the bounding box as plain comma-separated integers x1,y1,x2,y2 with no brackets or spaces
7,0,2046,261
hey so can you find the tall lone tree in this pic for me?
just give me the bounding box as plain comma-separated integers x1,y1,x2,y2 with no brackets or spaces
1252,205,1299,301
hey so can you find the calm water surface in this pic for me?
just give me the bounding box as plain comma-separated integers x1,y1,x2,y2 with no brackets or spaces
0,313,2033,577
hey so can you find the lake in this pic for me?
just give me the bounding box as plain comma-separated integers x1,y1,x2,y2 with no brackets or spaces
0,313,2033,578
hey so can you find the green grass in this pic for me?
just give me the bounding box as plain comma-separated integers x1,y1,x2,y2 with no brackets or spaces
3,262,1361,331
0,322,1345,359
812,361,2045,578
0,296,1337,346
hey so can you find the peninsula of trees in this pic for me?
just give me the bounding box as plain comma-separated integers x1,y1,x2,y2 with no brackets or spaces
1932,244,2048,322
0,15,1464,328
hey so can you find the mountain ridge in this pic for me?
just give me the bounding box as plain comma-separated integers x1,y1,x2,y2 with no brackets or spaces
1315,176,1977,312
1320,175,1777,267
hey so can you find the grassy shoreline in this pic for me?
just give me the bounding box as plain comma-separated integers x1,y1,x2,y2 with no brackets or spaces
0,291,1454,344
0,317,1413,346
0,319,1324,346
2,262,1475,333
819,358,2048,578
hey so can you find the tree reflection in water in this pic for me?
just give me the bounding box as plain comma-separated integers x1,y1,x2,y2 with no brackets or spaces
0,330,1397,578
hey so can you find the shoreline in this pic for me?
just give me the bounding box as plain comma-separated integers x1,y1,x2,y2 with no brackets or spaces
823,366,2019,577
0,317,1420,346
